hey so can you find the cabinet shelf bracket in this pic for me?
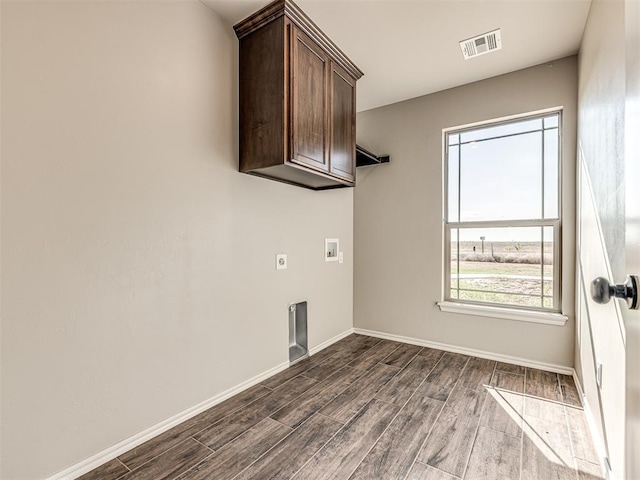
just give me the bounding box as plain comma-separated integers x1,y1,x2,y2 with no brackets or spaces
356,145,390,167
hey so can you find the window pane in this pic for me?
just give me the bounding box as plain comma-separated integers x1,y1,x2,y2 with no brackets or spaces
544,129,559,218
459,290,544,308
544,115,559,129
543,226,554,307
459,132,542,221
448,133,460,146
460,118,542,143
452,226,556,309
448,145,459,222
451,228,459,292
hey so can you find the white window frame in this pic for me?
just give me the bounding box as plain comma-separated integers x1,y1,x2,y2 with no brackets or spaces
439,109,566,324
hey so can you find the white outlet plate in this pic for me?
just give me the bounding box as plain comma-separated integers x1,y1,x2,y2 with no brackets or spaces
338,252,344,264
276,254,287,270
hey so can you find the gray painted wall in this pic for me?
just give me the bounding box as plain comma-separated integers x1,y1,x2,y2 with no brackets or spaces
355,57,577,368
1,2,353,478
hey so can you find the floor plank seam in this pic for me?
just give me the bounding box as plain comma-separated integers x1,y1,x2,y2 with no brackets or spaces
399,397,447,480
282,342,397,476
398,356,466,480
236,401,357,480
481,422,523,439
189,436,215,453
268,416,296,429
285,415,348,480
149,384,276,464
352,395,423,480
270,370,366,427
174,449,216,480
117,441,168,473
519,368,527,480
522,393,580,409
560,382,582,480
459,361,496,480
195,373,322,452
113,467,130,480
224,418,302,480
316,411,346,424
556,372,581,480
341,357,431,480
261,352,336,389
386,348,423,370
375,396,400,407
417,461,463,479
391,353,449,480
328,362,403,426
115,436,199,480
116,458,131,472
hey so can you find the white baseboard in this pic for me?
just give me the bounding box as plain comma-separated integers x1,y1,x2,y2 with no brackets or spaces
571,369,611,480
353,327,574,375
310,328,354,356
47,328,354,480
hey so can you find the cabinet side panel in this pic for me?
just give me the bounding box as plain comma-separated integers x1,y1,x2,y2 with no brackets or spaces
329,65,356,182
239,17,285,171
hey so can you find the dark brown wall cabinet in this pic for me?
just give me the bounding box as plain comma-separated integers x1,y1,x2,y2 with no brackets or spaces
234,0,364,190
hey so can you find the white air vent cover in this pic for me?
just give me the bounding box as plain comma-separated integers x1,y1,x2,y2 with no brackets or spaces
460,29,502,60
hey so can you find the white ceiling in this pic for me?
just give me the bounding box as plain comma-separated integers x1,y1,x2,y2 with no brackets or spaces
202,0,592,112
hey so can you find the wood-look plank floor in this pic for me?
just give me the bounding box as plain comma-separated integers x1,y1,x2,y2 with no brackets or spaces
79,334,604,480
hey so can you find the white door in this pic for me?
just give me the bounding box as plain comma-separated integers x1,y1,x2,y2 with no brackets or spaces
623,0,640,477
577,1,640,478
577,149,627,478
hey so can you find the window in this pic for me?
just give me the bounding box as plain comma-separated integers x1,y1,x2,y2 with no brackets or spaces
444,111,561,312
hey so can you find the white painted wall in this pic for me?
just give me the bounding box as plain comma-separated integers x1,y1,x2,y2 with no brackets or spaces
0,2,353,478
355,57,577,368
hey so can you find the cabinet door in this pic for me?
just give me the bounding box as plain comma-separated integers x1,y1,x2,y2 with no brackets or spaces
290,26,329,173
329,62,356,182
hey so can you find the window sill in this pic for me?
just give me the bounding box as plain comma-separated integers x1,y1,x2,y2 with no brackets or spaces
437,301,568,326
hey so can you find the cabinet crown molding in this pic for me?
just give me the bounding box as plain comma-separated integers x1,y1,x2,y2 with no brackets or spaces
234,0,364,81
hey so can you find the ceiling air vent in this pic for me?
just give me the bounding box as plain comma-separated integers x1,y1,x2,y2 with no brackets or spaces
460,29,502,60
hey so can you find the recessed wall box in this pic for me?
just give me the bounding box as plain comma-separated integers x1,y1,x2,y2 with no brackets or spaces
325,238,339,262
289,302,308,364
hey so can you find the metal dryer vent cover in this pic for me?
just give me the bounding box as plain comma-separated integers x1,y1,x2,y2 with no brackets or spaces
460,29,502,59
